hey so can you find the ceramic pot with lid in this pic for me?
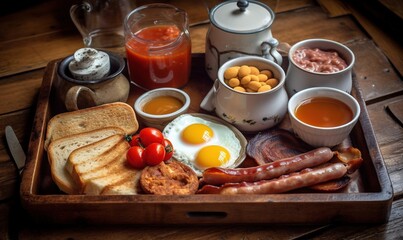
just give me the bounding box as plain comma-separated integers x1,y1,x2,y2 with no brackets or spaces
200,56,287,133
205,0,282,80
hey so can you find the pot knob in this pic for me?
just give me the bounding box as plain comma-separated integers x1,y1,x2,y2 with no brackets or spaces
237,0,249,11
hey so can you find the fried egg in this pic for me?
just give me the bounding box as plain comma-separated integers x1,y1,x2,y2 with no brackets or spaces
163,114,242,175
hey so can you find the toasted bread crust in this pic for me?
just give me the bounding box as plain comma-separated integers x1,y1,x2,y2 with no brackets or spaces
67,135,124,191
101,171,142,195
45,102,138,150
47,127,125,194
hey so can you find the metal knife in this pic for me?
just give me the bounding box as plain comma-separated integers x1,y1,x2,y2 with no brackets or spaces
5,125,26,175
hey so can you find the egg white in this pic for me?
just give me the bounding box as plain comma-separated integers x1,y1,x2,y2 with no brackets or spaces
163,114,241,175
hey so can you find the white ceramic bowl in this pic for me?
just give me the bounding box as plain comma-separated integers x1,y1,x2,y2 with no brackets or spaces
134,88,190,130
200,56,288,133
285,38,355,96
288,87,360,147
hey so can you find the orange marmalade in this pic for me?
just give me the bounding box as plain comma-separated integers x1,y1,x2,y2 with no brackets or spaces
143,96,183,115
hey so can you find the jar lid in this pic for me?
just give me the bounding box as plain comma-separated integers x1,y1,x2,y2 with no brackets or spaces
210,0,275,33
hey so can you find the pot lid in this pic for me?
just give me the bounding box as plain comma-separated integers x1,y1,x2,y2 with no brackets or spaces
210,0,275,33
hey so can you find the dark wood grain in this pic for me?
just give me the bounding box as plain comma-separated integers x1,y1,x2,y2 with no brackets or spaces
0,0,402,238
367,95,403,197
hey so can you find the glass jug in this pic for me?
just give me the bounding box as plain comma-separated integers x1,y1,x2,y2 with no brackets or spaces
70,0,136,54
124,4,192,90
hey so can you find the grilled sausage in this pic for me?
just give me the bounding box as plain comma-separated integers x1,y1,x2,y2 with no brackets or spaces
198,163,348,194
201,147,334,185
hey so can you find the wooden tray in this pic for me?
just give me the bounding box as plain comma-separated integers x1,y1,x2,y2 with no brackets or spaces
20,54,393,225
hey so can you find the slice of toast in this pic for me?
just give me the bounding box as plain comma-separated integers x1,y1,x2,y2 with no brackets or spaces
83,163,134,195
47,127,125,194
66,134,125,189
64,134,123,175
100,172,142,195
44,102,139,150
67,135,140,194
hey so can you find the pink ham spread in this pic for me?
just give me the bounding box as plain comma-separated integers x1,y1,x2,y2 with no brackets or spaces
292,48,348,73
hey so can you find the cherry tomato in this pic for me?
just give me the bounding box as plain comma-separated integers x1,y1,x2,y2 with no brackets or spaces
139,128,164,147
143,143,166,166
128,134,142,147
126,146,145,169
163,139,174,161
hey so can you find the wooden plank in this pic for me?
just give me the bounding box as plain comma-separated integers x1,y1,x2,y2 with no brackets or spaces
346,39,403,102
0,31,83,78
0,109,33,151
0,158,19,201
0,0,77,43
17,223,324,240
0,70,43,115
0,200,14,240
297,198,403,239
0,109,33,201
345,1,403,76
366,95,403,197
317,0,351,17
272,6,366,45
276,0,316,13
379,0,403,19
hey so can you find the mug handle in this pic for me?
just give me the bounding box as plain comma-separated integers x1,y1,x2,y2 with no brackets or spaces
200,79,219,112
70,2,92,46
261,38,283,66
65,85,97,111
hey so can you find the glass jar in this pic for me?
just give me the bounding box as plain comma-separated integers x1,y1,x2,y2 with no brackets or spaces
124,4,192,90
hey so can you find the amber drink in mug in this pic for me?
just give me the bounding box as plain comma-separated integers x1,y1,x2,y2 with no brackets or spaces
285,39,355,96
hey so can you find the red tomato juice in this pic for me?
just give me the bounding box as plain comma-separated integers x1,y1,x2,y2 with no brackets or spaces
126,25,191,89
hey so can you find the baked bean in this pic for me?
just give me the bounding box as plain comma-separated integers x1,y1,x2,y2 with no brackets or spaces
250,66,260,75
257,74,268,82
224,66,240,80
258,85,272,92
266,78,279,88
223,65,279,93
234,86,246,92
246,88,255,93
248,81,261,91
241,75,251,85
250,75,259,82
238,65,251,78
228,78,240,87
261,70,273,78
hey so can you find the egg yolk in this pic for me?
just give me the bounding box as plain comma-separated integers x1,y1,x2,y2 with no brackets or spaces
195,145,230,168
181,123,213,144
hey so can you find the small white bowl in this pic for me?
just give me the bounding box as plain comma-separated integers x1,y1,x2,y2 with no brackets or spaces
288,87,360,147
285,38,355,96
134,88,191,130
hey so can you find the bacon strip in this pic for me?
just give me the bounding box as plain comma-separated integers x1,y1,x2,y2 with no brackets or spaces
201,147,334,186
246,129,312,164
198,163,348,194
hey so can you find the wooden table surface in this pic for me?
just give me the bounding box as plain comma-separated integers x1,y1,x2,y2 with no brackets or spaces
1,0,402,239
